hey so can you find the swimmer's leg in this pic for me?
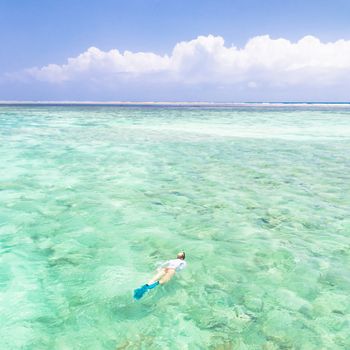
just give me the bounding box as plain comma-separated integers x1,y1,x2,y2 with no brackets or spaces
147,268,166,285
159,269,176,285
134,269,166,300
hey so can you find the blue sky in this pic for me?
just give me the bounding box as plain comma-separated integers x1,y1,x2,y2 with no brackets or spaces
1,0,350,101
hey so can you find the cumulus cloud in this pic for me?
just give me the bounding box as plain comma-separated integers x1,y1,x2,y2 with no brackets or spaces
17,34,350,89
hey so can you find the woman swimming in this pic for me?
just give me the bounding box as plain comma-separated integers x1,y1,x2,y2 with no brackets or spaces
133,251,187,300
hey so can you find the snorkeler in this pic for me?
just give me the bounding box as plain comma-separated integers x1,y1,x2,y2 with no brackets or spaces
133,251,187,300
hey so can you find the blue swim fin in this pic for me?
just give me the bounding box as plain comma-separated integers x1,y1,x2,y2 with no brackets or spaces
133,281,159,300
133,284,148,300
147,281,159,289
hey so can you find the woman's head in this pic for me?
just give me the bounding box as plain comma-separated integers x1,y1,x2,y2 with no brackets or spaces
177,251,185,260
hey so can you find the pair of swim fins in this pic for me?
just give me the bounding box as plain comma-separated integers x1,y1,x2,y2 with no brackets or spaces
133,281,159,300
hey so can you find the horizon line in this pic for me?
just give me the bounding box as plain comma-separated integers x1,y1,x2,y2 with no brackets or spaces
1,100,350,106
0,100,350,105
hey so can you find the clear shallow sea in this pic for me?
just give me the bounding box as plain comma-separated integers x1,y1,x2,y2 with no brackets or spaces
0,105,349,349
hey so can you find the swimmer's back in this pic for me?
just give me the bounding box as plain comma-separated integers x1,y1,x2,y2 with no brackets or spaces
165,258,187,271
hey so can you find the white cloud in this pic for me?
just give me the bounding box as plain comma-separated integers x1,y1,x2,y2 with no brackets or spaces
20,34,350,88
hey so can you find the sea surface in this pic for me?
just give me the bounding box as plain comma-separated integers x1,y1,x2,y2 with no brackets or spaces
0,105,349,349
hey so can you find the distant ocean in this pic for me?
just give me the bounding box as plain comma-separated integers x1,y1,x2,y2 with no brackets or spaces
1,104,349,349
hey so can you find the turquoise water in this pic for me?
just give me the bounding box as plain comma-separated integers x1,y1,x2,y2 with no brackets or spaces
0,105,349,349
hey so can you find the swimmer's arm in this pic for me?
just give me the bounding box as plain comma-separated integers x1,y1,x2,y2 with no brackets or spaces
177,261,187,271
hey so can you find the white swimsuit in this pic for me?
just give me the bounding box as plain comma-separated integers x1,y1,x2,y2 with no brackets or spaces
163,259,187,272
